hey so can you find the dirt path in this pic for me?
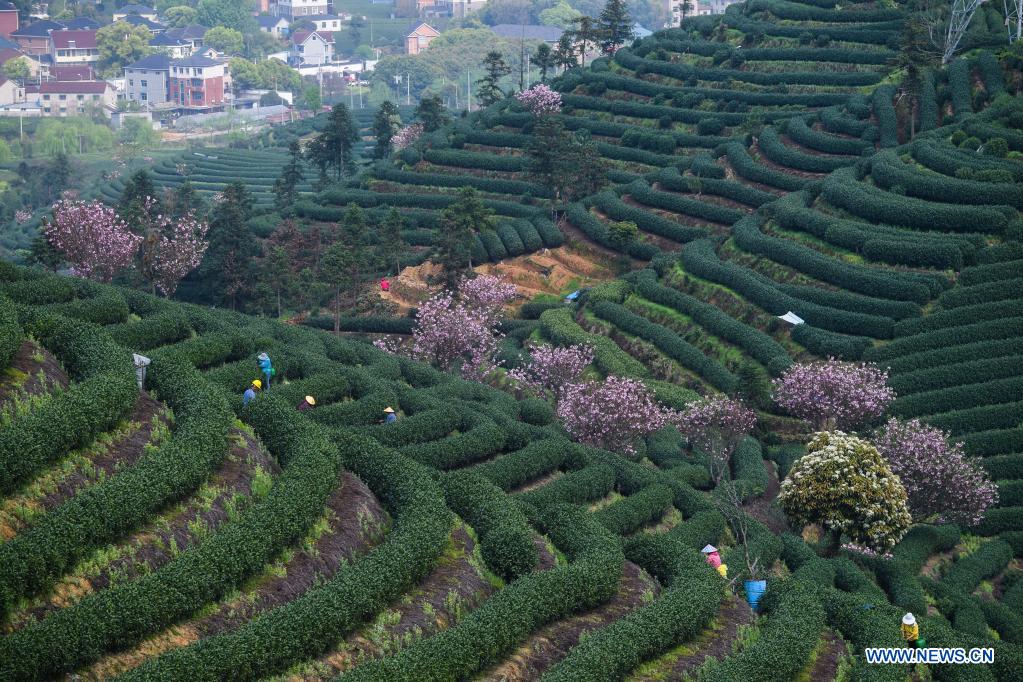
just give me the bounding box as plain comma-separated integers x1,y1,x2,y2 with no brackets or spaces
478,560,659,681
742,460,788,535
0,340,69,407
288,524,496,680
805,629,848,681
0,392,170,540
628,596,754,681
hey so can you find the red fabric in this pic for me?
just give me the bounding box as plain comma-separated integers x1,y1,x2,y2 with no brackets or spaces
706,552,722,568
380,279,390,291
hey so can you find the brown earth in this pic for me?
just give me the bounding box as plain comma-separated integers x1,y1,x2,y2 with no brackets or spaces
806,629,848,681
479,560,659,681
0,340,69,408
380,243,618,315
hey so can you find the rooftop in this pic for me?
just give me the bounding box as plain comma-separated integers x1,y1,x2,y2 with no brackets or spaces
50,30,98,50
126,53,171,70
12,20,66,38
37,80,110,93
0,1,17,10
121,15,164,30
64,17,101,29
171,55,224,67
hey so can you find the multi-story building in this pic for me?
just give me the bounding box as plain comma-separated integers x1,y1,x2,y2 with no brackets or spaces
168,55,225,108
273,0,330,20
50,30,99,65
33,80,115,116
0,1,18,38
125,53,170,106
290,30,333,66
11,20,64,56
113,4,159,22
405,22,439,55
0,47,40,77
442,0,487,19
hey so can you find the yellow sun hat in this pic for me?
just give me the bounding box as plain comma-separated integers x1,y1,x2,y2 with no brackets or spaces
383,407,395,413
252,379,262,389
305,395,316,406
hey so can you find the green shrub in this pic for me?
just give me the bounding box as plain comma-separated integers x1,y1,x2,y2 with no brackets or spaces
539,307,650,378
758,126,853,173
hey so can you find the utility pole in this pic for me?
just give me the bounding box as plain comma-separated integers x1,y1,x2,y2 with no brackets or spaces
1006,0,1023,42
406,72,410,105
466,67,471,112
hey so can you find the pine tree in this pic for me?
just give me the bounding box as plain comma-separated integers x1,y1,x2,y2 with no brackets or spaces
437,187,495,288
378,207,407,276
415,94,450,132
679,0,693,25
258,245,295,318
598,0,633,55
475,51,511,108
372,100,401,159
118,169,160,232
306,102,358,182
317,242,355,334
895,15,934,139
273,139,305,215
553,34,577,71
569,16,600,67
531,43,557,82
341,202,370,295
200,182,257,308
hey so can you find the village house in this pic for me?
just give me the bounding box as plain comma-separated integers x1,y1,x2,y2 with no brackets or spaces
405,22,439,55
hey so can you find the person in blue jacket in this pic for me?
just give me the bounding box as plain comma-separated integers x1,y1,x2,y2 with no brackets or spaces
257,352,273,389
243,379,262,406
383,406,397,423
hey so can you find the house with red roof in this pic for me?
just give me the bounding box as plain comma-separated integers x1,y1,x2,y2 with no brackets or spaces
49,30,98,65
405,23,439,55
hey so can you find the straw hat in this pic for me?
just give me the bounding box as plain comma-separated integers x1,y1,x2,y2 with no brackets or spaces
903,613,916,626
383,407,395,413
257,352,269,361
701,545,717,554
305,396,316,406
252,379,262,389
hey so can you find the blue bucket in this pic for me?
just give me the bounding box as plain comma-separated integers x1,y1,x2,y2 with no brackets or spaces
745,579,767,612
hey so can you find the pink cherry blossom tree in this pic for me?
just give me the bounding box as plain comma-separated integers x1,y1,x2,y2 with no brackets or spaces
46,197,141,283
772,359,895,431
392,123,424,151
458,273,517,320
557,375,671,457
515,84,562,116
873,418,998,526
673,396,757,483
142,210,211,297
508,342,594,400
375,274,515,379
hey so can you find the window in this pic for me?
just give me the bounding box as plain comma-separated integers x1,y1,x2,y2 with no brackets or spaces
192,91,202,101
76,94,83,100
129,79,134,86
43,106,50,112
141,79,147,87
92,94,99,100
58,94,66,100
42,94,50,100
191,78,202,87
140,92,147,101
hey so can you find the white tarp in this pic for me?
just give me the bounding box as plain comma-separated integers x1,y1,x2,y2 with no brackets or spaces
778,311,805,325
